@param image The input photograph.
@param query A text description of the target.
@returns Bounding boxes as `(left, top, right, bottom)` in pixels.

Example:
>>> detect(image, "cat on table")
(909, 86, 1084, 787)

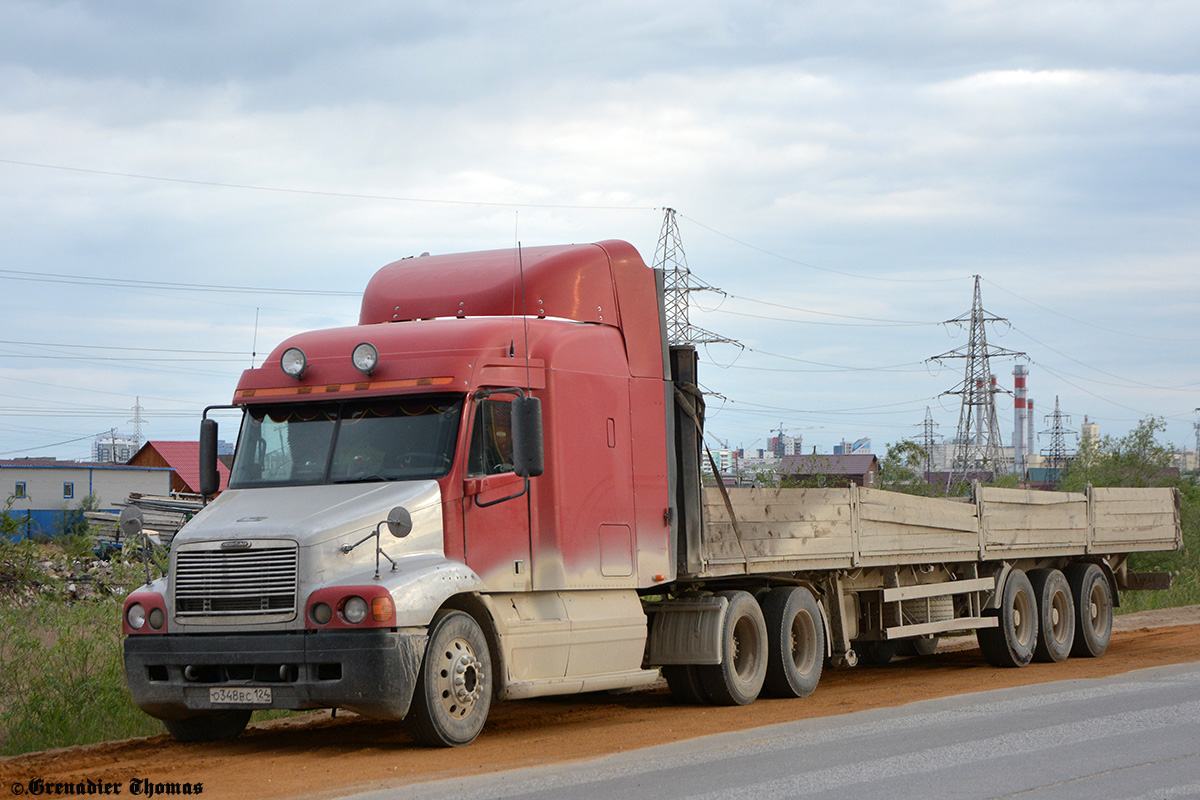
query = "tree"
(1059, 417, 1176, 491)
(877, 440, 940, 496)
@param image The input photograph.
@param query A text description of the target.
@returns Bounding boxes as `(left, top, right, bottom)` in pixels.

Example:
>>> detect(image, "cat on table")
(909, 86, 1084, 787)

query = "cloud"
(0, 0, 1197, 458)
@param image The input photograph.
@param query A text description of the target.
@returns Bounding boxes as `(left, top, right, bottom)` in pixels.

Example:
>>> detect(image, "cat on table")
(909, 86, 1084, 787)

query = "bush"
(1059, 417, 1199, 612)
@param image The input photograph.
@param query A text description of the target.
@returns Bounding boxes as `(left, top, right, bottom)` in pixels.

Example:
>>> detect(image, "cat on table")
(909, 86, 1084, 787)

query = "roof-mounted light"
(281, 347, 307, 379)
(352, 342, 378, 376)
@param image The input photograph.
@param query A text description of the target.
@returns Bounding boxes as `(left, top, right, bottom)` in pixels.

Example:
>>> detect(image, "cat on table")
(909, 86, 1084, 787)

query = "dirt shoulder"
(3, 606, 1198, 800)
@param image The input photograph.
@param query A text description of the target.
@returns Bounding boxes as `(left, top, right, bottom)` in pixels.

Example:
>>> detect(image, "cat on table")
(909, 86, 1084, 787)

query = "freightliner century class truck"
(121, 240, 1182, 746)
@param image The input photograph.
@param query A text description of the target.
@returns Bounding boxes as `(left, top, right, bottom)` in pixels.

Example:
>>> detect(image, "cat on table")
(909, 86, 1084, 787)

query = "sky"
(1, 0, 1198, 467)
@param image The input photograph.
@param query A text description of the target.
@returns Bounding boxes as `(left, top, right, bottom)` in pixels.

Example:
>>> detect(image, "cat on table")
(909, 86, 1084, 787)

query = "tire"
(898, 636, 939, 657)
(761, 587, 825, 698)
(857, 640, 900, 666)
(163, 710, 251, 742)
(696, 591, 768, 706)
(662, 665, 712, 705)
(404, 610, 493, 747)
(977, 568, 1038, 668)
(1066, 563, 1113, 658)
(1028, 568, 1075, 663)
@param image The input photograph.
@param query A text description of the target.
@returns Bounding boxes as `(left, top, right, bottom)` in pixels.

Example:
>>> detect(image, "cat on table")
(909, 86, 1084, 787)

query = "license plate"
(209, 687, 272, 705)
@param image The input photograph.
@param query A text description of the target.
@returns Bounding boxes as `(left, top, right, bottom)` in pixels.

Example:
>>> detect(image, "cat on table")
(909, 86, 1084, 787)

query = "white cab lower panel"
(482, 589, 658, 700)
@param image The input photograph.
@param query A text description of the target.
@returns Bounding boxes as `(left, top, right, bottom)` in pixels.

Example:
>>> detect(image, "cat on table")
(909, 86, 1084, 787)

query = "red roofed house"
(128, 441, 230, 495)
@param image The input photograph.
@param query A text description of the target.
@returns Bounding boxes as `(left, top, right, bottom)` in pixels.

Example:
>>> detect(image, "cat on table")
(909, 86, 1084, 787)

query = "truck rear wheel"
(1029, 568, 1075, 663)
(977, 568, 1037, 668)
(404, 610, 492, 747)
(662, 664, 712, 705)
(761, 586, 824, 698)
(697, 590, 768, 705)
(162, 710, 251, 742)
(1066, 563, 1113, 658)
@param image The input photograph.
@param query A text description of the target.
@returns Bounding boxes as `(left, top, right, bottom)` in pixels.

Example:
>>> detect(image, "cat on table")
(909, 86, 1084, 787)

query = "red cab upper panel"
(359, 240, 666, 380)
(234, 240, 667, 401)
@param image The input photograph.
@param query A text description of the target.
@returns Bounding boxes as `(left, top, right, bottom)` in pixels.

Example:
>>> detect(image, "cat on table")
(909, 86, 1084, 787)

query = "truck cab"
(123, 240, 675, 745)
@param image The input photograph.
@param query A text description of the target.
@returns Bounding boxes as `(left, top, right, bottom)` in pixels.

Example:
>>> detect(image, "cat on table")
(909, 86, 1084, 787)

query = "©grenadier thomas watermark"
(9, 779, 204, 797)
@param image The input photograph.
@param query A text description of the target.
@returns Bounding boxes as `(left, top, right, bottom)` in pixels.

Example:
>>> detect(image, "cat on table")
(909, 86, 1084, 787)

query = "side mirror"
(199, 418, 219, 498)
(385, 506, 413, 538)
(119, 506, 144, 538)
(511, 396, 544, 478)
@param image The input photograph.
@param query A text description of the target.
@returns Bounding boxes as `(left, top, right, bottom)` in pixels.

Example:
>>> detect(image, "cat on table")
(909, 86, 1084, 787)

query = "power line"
(0, 267, 361, 297)
(713, 293, 938, 326)
(0, 338, 245, 355)
(677, 212, 971, 285)
(0, 158, 655, 212)
(0, 430, 111, 457)
(983, 277, 1200, 344)
(1010, 326, 1200, 391)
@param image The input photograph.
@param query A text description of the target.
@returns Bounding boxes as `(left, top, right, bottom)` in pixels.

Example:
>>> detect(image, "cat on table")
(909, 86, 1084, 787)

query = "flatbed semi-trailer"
(120, 240, 1181, 746)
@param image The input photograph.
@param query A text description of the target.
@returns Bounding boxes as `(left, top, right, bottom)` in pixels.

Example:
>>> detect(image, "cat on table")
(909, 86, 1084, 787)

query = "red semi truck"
(121, 240, 1181, 746)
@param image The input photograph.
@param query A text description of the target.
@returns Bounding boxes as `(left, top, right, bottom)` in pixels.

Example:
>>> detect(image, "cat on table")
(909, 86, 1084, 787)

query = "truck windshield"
(228, 395, 464, 488)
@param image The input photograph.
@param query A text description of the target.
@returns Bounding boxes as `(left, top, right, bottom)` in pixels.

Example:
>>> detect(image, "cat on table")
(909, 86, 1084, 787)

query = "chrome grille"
(174, 543, 298, 617)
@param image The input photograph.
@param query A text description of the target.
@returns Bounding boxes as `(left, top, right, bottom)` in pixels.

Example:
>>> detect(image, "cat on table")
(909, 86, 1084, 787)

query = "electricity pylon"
(919, 407, 940, 477)
(654, 208, 735, 346)
(1040, 395, 1077, 478)
(929, 275, 1025, 487)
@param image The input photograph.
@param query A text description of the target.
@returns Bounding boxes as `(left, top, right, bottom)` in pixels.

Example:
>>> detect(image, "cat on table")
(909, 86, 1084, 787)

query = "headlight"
(310, 602, 333, 625)
(127, 603, 146, 630)
(148, 607, 165, 630)
(343, 596, 368, 624)
(351, 342, 378, 376)
(281, 347, 307, 379)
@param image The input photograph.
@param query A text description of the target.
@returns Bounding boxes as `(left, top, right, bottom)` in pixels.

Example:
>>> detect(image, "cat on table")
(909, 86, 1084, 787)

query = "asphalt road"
(353, 661, 1200, 800)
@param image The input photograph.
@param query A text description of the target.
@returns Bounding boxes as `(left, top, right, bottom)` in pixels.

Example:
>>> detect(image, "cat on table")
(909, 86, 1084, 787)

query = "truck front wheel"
(404, 610, 493, 747)
(163, 710, 251, 742)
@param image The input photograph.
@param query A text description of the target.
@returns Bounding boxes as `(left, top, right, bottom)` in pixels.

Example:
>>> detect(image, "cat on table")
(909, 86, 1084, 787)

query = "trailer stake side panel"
(1089, 486, 1183, 552)
(979, 487, 1089, 555)
(694, 485, 1180, 579)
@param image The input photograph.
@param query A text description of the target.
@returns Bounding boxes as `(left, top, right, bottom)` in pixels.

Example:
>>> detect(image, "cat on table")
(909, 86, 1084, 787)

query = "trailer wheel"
(899, 636, 939, 657)
(1029, 568, 1075, 663)
(761, 586, 824, 698)
(1066, 563, 1113, 658)
(697, 591, 768, 705)
(858, 640, 900, 666)
(662, 665, 712, 705)
(162, 710, 251, 742)
(977, 568, 1037, 668)
(404, 610, 492, 747)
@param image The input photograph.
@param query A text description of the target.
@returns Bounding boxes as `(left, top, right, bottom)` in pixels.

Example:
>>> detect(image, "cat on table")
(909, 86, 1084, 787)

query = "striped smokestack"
(1014, 365, 1028, 474)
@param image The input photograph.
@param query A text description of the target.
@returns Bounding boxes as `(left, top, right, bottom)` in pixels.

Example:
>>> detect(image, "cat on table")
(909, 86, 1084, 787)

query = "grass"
(0, 596, 164, 755)
(0, 537, 310, 756)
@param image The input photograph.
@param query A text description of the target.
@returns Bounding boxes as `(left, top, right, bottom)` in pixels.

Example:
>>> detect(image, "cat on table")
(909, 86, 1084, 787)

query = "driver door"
(462, 396, 532, 591)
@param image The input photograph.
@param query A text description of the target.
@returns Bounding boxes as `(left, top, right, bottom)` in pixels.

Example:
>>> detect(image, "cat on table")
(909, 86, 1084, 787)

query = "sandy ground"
(2, 606, 1198, 800)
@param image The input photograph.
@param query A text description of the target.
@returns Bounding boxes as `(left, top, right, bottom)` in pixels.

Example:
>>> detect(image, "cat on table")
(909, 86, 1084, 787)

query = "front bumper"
(124, 629, 427, 721)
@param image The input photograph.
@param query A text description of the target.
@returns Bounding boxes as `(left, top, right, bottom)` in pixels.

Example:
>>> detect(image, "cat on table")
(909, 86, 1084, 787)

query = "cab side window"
(467, 399, 514, 476)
